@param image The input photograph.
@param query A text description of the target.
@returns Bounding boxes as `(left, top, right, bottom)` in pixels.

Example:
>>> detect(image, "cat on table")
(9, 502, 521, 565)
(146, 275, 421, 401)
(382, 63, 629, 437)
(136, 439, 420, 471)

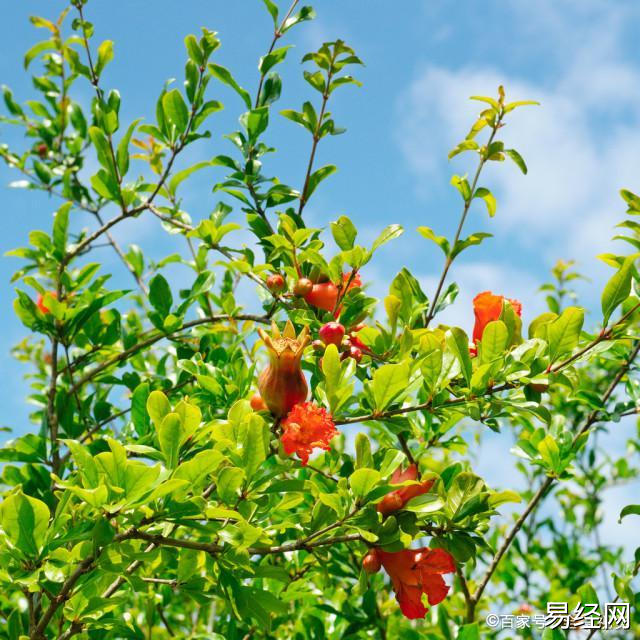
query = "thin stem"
(68, 312, 271, 396)
(254, 0, 300, 108)
(466, 340, 640, 620)
(46, 336, 60, 474)
(425, 117, 502, 326)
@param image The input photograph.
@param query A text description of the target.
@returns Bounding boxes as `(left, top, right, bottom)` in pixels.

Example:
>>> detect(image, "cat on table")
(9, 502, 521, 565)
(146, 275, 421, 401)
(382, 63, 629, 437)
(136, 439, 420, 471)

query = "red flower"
(377, 464, 435, 516)
(472, 291, 522, 344)
(375, 547, 455, 619)
(281, 402, 338, 465)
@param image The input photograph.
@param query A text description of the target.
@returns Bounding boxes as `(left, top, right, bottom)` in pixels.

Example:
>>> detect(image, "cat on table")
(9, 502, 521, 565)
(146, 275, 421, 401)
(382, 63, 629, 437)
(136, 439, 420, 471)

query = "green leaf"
(116, 118, 140, 176)
(240, 107, 269, 142)
(217, 467, 245, 504)
(88, 126, 116, 175)
(162, 89, 189, 135)
(184, 34, 204, 66)
(602, 255, 635, 325)
(209, 63, 252, 110)
(446, 327, 472, 385)
(241, 417, 269, 479)
(259, 45, 292, 75)
(131, 382, 150, 436)
(456, 623, 479, 640)
(349, 468, 381, 499)
(168, 160, 213, 195)
(505, 148, 527, 174)
(24, 40, 55, 69)
(417, 226, 449, 256)
(448, 139, 479, 160)
(355, 432, 373, 469)
(480, 320, 508, 363)
(372, 224, 404, 252)
(261, 0, 279, 24)
(0, 492, 50, 556)
(158, 412, 182, 469)
(403, 493, 445, 514)
(149, 274, 173, 318)
(304, 165, 336, 201)
(372, 362, 410, 411)
(538, 435, 561, 472)
(147, 390, 171, 428)
(619, 504, 640, 522)
(63, 440, 99, 489)
(474, 187, 497, 217)
(547, 306, 584, 362)
(331, 215, 357, 250)
(52, 202, 71, 257)
(95, 40, 114, 77)
(174, 399, 201, 443)
(447, 472, 484, 519)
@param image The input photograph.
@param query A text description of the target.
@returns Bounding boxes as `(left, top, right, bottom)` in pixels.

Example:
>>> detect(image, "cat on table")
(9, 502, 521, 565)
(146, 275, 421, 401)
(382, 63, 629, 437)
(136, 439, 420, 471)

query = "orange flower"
(375, 547, 455, 619)
(257, 320, 309, 417)
(472, 291, 522, 344)
(281, 402, 338, 465)
(377, 464, 435, 516)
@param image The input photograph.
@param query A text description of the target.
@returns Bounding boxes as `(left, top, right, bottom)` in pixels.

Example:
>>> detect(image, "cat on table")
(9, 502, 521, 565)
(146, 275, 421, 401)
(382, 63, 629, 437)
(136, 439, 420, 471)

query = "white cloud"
(395, 2, 640, 279)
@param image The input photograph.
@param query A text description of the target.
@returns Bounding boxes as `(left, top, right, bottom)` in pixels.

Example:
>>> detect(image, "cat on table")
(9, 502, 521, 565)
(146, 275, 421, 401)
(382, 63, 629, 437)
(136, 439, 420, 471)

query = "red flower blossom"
(281, 402, 338, 465)
(375, 547, 455, 619)
(377, 464, 435, 516)
(472, 291, 522, 344)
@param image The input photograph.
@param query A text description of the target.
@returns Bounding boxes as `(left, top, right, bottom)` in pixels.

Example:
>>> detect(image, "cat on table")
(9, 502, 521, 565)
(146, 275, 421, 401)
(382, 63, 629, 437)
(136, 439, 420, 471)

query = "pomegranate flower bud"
(472, 291, 522, 349)
(280, 402, 338, 465)
(362, 549, 382, 574)
(377, 464, 435, 516)
(257, 320, 310, 417)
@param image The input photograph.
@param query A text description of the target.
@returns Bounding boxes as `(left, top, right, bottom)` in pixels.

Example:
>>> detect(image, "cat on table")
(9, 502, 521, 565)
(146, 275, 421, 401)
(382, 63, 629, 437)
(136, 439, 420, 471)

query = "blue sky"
(2, 1, 640, 553)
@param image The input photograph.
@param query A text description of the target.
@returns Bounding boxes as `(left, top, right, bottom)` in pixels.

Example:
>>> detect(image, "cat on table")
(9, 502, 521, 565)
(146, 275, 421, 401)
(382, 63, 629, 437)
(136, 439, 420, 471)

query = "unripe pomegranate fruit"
(362, 550, 381, 574)
(293, 278, 313, 297)
(36, 143, 48, 159)
(348, 346, 362, 363)
(266, 274, 285, 293)
(319, 322, 345, 347)
(304, 281, 339, 312)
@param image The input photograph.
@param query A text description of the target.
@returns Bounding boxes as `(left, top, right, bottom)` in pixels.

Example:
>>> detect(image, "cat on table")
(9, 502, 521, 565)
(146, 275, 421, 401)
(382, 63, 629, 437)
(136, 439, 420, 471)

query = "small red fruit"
(36, 143, 48, 159)
(36, 292, 56, 314)
(250, 393, 267, 411)
(362, 550, 381, 574)
(304, 282, 339, 312)
(348, 346, 362, 363)
(266, 274, 285, 293)
(293, 278, 313, 297)
(319, 322, 345, 347)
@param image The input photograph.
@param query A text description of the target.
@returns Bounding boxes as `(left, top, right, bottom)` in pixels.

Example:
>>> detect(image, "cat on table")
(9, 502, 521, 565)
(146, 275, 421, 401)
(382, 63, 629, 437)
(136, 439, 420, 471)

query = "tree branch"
(466, 340, 640, 620)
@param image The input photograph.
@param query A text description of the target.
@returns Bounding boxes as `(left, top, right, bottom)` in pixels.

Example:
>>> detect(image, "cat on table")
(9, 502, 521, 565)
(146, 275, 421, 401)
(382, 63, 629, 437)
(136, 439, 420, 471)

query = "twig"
(425, 115, 502, 326)
(466, 341, 640, 621)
